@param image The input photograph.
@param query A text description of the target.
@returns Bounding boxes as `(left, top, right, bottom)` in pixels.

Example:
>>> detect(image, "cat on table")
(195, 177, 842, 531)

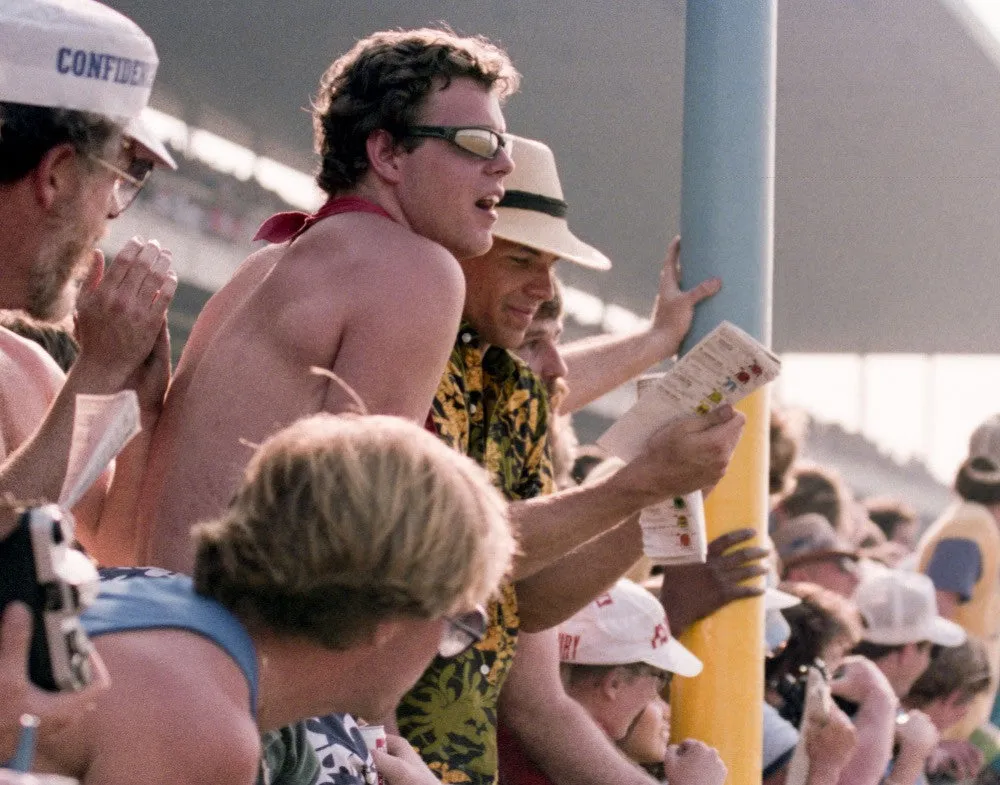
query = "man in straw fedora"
(397, 134, 745, 784)
(494, 224, 768, 784)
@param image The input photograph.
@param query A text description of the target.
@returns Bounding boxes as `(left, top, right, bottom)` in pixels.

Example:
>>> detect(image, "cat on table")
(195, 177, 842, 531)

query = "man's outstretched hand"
(658, 528, 768, 635)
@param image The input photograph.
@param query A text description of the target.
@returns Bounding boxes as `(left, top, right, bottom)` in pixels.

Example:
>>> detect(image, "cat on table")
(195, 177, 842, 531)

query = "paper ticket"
(59, 391, 141, 509)
(598, 321, 781, 462)
(638, 490, 708, 564)
(598, 323, 780, 564)
(628, 374, 704, 564)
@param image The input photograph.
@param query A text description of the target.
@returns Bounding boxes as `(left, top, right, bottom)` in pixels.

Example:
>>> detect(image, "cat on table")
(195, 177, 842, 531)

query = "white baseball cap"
(558, 579, 703, 677)
(1, 0, 158, 124)
(125, 110, 176, 169)
(855, 569, 966, 647)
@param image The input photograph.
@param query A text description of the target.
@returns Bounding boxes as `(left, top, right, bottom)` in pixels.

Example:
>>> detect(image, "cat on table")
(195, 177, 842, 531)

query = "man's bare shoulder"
(0, 326, 63, 385)
(76, 631, 260, 785)
(226, 242, 285, 289)
(287, 212, 462, 287)
(0, 327, 64, 460)
(197, 243, 285, 322)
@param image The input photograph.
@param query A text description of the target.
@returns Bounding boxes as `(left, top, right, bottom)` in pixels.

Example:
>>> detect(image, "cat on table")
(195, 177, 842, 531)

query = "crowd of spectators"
(757, 409, 1000, 785)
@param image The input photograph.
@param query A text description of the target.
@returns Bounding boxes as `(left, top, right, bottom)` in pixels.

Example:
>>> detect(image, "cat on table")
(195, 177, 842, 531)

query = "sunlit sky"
(777, 355, 1000, 486)
(962, 0, 1000, 38)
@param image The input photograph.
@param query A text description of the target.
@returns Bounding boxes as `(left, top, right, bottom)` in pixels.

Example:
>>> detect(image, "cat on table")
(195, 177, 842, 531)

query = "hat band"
(499, 190, 568, 218)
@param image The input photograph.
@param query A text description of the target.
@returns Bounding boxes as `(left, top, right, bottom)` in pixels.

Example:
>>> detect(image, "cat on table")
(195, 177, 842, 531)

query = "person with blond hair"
(22, 414, 514, 785)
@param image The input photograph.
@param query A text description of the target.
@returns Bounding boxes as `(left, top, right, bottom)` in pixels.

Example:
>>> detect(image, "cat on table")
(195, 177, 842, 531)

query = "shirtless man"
(0, 0, 177, 558)
(139, 28, 519, 571)
(21, 414, 515, 785)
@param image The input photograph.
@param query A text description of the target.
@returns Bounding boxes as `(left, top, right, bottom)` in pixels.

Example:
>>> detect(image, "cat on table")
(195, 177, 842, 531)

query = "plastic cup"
(358, 725, 386, 785)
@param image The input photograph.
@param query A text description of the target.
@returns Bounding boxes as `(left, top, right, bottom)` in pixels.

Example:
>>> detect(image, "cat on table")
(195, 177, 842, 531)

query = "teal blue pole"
(680, 0, 776, 349)
(670, 4, 777, 784)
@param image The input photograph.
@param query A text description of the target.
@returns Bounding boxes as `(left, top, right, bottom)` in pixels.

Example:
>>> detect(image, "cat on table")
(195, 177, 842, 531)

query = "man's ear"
(32, 143, 82, 210)
(366, 129, 406, 185)
(599, 667, 625, 701)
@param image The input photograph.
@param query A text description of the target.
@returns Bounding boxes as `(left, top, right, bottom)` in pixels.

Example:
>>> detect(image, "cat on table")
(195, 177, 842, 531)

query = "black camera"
(774, 661, 822, 728)
(0, 505, 97, 691)
(774, 659, 860, 728)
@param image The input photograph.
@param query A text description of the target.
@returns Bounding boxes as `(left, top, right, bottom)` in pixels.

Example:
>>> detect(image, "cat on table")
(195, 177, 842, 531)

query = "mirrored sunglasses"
(405, 125, 513, 160)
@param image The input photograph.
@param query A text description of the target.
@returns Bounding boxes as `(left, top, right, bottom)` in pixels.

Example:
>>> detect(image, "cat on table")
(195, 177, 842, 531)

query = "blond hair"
(193, 414, 514, 649)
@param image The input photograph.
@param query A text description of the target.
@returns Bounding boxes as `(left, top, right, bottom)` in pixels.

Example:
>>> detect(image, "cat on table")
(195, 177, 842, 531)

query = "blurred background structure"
(104, 0, 1000, 516)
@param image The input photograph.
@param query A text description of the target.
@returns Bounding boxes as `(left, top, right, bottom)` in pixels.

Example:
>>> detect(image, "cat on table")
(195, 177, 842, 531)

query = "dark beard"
(26, 205, 93, 320)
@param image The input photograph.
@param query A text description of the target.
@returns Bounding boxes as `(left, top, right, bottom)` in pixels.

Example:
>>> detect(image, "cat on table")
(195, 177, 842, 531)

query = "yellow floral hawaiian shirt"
(397, 323, 554, 785)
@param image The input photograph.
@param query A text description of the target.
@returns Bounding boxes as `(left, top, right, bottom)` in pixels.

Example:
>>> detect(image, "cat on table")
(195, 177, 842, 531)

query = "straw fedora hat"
(493, 135, 611, 270)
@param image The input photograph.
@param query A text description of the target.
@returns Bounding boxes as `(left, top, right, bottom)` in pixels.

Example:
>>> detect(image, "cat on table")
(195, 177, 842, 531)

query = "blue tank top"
(81, 571, 259, 715)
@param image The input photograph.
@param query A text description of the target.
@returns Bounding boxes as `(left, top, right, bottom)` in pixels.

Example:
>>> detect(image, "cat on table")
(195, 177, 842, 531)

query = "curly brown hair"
(312, 27, 519, 196)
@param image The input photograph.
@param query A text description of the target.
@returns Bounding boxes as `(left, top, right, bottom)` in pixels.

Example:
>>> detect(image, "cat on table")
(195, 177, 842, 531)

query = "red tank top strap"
(253, 196, 396, 244)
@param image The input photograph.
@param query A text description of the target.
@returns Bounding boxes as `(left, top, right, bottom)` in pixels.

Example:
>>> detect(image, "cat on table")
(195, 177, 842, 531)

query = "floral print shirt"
(397, 324, 554, 784)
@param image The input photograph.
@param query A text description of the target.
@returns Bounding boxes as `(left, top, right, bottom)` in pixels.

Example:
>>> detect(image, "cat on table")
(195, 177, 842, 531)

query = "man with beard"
(0, 0, 177, 557)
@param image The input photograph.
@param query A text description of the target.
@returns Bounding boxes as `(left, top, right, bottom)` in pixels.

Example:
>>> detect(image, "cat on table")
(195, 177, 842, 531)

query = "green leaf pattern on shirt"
(397, 325, 553, 785)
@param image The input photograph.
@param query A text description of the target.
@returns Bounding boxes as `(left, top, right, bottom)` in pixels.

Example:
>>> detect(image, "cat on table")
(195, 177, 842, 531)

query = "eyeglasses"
(439, 606, 489, 658)
(633, 664, 672, 692)
(404, 125, 514, 160)
(87, 144, 154, 218)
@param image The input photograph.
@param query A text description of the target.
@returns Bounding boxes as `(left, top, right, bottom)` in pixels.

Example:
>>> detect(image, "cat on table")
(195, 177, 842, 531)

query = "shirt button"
(480, 664, 490, 676)
(461, 332, 472, 344)
(468, 403, 477, 414)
